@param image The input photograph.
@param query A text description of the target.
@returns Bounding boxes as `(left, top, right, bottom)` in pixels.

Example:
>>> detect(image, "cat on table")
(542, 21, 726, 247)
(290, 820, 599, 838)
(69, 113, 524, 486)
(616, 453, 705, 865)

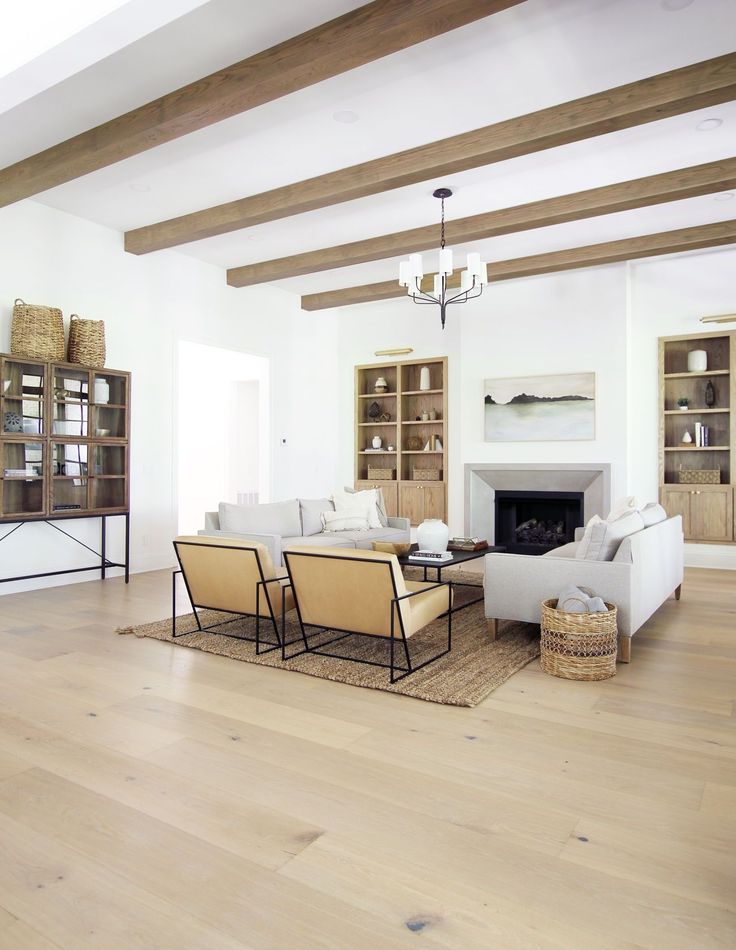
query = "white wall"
(335, 254, 736, 569)
(2, 198, 734, 595)
(337, 265, 629, 535)
(628, 247, 736, 569)
(0, 200, 339, 593)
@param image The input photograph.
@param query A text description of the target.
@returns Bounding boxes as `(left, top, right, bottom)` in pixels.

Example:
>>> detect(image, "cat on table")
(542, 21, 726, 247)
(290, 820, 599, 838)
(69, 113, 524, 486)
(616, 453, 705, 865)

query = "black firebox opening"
(494, 490, 584, 555)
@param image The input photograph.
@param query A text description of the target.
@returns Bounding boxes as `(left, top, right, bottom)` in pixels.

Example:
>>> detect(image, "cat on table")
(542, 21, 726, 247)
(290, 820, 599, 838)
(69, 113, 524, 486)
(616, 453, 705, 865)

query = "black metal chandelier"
(398, 188, 487, 328)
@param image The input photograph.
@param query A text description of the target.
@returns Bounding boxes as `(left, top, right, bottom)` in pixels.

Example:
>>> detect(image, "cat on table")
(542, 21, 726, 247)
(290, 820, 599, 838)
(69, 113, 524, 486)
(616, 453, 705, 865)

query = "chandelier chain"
(440, 197, 446, 249)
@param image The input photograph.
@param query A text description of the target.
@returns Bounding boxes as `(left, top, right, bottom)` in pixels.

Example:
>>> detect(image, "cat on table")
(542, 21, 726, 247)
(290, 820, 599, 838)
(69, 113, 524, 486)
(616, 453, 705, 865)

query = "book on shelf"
(694, 423, 710, 447)
(408, 550, 453, 562)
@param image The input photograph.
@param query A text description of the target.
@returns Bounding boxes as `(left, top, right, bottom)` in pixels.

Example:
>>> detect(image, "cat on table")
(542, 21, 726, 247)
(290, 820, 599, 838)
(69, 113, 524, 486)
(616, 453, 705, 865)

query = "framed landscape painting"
(484, 372, 595, 441)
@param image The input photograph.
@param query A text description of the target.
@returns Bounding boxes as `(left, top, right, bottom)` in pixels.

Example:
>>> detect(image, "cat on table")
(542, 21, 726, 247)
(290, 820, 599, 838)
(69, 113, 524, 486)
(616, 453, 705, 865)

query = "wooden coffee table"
(397, 544, 506, 612)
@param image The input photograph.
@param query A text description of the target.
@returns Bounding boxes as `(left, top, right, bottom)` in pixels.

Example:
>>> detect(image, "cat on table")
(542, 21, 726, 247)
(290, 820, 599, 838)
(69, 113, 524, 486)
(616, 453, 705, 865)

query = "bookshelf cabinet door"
(690, 487, 733, 542)
(422, 483, 445, 521)
(660, 487, 691, 537)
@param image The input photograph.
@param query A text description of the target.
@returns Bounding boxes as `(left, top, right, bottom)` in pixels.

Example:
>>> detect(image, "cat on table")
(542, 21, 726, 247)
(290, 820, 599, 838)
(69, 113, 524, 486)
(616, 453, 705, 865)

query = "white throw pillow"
(344, 485, 389, 527)
(321, 508, 370, 532)
(575, 510, 645, 561)
(333, 489, 382, 528)
(639, 502, 667, 527)
(606, 496, 638, 522)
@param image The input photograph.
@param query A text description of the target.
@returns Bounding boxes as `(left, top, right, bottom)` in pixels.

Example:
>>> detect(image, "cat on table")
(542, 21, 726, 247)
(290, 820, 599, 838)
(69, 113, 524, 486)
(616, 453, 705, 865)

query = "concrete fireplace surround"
(464, 463, 611, 545)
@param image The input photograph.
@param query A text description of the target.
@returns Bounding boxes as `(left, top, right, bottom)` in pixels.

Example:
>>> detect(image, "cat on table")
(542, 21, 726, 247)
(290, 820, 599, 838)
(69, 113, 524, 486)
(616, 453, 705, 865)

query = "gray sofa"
(199, 497, 410, 565)
(484, 515, 684, 661)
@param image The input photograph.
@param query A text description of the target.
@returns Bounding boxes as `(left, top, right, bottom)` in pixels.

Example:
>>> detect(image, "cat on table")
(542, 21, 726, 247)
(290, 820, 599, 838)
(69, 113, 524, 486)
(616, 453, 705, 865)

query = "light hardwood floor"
(0, 566, 734, 949)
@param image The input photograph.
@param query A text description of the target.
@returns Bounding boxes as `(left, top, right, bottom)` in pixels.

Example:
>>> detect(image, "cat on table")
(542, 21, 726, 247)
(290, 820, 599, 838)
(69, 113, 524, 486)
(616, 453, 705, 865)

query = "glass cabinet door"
(89, 443, 127, 510)
(92, 371, 128, 439)
(1, 358, 45, 436)
(52, 367, 90, 438)
(50, 442, 89, 513)
(0, 441, 45, 517)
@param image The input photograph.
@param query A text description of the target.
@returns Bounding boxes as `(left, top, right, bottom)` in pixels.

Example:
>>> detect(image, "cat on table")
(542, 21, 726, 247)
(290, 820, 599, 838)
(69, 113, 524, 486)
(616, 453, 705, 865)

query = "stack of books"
(408, 550, 453, 563)
(4, 468, 33, 477)
(694, 422, 711, 447)
(448, 537, 489, 551)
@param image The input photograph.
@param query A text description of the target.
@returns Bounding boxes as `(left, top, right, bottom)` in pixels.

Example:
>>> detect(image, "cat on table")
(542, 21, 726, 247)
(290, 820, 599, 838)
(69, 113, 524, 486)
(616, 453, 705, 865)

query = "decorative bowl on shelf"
(372, 541, 412, 557)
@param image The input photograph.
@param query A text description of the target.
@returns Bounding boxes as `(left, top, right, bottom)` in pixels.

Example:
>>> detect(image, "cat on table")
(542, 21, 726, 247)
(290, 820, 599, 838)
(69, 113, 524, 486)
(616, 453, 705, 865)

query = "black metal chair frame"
(172, 539, 289, 655)
(282, 549, 452, 683)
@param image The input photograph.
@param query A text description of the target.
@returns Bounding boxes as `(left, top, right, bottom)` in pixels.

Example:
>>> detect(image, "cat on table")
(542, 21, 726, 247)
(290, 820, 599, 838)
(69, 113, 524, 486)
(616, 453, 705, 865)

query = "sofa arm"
(387, 516, 410, 536)
(484, 552, 634, 635)
(197, 529, 283, 565)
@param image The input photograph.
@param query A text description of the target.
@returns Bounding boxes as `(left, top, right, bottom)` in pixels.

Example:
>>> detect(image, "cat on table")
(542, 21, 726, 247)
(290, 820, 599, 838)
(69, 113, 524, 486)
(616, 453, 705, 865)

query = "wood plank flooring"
(0, 566, 734, 949)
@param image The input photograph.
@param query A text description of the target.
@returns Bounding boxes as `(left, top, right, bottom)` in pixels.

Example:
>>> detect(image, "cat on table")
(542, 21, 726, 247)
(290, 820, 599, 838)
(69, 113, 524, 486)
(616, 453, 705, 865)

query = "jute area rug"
(118, 571, 540, 707)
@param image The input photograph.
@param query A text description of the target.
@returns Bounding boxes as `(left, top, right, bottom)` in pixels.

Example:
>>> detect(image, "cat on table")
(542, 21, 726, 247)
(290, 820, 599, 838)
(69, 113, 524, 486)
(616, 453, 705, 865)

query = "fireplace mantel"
(464, 463, 611, 544)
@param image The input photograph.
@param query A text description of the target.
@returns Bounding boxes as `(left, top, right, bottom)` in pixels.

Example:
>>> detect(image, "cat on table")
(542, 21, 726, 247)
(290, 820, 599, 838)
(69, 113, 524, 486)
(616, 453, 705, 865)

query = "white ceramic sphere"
(687, 349, 707, 373)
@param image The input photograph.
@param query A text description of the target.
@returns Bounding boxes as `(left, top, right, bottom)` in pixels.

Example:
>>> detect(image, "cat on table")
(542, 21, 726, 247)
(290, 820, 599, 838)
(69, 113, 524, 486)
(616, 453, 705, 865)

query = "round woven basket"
(67, 314, 106, 368)
(10, 298, 65, 360)
(540, 598, 617, 681)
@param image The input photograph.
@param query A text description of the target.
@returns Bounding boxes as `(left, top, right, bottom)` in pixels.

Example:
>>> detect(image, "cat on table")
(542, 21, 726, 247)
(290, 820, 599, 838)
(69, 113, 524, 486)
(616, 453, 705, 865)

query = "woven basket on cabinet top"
(67, 314, 106, 368)
(10, 298, 65, 360)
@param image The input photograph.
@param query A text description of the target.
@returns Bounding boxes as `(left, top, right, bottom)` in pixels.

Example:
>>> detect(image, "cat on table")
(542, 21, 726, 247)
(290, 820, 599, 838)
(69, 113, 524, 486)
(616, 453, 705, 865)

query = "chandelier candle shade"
(398, 188, 488, 328)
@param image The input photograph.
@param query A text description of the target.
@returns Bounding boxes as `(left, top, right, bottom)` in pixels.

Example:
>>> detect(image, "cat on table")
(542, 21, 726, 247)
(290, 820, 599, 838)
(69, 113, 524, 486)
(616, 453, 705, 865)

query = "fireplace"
(494, 490, 584, 555)
(465, 463, 610, 546)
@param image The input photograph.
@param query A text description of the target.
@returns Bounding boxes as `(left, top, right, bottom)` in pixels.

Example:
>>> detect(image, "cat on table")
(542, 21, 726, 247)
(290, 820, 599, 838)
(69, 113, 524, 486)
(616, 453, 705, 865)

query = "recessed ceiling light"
(129, 182, 151, 192)
(713, 192, 735, 201)
(333, 110, 359, 124)
(661, 0, 694, 10)
(696, 117, 723, 131)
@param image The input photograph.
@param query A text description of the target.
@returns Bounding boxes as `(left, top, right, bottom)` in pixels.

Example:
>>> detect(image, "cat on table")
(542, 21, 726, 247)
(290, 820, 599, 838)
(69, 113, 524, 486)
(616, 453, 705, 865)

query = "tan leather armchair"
(173, 535, 294, 653)
(283, 546, 452, 682)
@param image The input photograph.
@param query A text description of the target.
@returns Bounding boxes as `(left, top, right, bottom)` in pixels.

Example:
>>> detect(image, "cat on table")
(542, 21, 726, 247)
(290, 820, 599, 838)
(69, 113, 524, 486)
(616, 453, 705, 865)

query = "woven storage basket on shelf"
(10, 298, 65, 360)
(412, 468, 441, 480)
(676, 469, 720, 485)
(367, 466, 395, 480)
(67, 314, 106, 368)
(540, 598, 617, 681)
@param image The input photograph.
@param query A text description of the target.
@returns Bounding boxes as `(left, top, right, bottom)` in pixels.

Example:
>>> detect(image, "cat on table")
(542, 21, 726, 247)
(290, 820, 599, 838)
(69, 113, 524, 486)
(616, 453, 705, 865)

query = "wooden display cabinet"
(1, 355, 131, 521)
(658, 331, 735, 543)
(355, 356, 447, 525)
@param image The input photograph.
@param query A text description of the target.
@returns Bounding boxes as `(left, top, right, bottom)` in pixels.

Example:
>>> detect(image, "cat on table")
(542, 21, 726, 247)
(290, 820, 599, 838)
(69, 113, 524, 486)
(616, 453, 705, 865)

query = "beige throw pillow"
(575, 510, 645, 561)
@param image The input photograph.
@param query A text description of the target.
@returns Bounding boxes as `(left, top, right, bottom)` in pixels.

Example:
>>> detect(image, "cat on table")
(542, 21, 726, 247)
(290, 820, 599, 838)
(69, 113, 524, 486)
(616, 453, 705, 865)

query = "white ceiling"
(4, 0, 736, 298)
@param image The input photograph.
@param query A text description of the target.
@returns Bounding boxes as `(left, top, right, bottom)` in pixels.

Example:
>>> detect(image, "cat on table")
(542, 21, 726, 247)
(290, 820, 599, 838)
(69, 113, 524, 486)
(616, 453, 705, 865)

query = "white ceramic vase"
(372, 435, 382, 449)
(687, 349, 707, 373)
(416, 518, 449, 553)
(419, 366, 431, 391)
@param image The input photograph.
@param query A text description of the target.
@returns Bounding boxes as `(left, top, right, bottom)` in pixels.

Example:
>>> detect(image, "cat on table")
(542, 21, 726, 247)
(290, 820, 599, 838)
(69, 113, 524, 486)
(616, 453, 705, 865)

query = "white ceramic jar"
(416, 518, 449, 553)
(372, 435, 382, 449)
(687, 349, 707, 373)
(94, 378, 110, 404)
(419, 366, 431, 391)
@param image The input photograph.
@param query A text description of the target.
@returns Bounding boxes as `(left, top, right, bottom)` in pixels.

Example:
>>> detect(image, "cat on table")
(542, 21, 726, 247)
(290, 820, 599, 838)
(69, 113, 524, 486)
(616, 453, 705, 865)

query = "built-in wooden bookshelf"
(658, 331, 735, 543)
(355, 356, 447, 525)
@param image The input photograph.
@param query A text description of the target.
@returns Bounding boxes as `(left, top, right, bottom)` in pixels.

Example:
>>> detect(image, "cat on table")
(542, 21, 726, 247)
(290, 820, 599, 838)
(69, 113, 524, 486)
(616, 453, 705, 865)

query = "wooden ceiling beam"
(300, 219, 736, 310)
(129, 53, 736, 255)
(227, 158, 736, 286)
(0, 0, 522, 208)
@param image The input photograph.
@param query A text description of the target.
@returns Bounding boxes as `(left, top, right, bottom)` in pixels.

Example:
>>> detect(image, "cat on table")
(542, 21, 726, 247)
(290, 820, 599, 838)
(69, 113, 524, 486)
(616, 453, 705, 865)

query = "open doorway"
(177, 341, 270, 535)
